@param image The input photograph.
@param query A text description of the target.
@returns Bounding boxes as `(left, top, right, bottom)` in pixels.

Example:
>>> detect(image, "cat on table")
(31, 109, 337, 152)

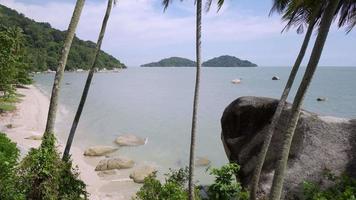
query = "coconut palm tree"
(63, 0, 115, 160)
(162, 0, 202, 199)
(44, 0, 85, 136)
(269, 0, 341, 199)
(249, 1, 323, 199)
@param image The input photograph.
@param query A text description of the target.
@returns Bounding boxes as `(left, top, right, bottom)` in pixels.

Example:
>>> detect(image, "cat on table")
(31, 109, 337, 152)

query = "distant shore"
(0, 85, 138, 200)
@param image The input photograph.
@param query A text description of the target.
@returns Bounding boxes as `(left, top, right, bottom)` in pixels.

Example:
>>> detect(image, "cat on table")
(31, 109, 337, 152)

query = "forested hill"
(141, 55, 257, 67)
(0, 4, 126, 71)
(141, 57, 196, 67)
(203, 55, 257, 67)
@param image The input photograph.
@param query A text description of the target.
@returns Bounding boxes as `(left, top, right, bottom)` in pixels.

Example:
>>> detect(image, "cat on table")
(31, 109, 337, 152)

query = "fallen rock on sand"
(196, 157, 211, 167)
(129, 166, 156, 183)
(115, 134, 146, 146)
(24, 135, 42, 140)
(95, 157, 135, 171)
(97, 170, 117, 177)
(84, 146, 118, 156)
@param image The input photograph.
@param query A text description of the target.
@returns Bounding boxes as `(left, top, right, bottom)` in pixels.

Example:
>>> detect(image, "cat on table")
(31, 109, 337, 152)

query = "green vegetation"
(303, 172, 356, 200)
(141, 57, 196, 67)
(0, 94, 22, 113)
(135, 164, 249, 200)
(140, 55, 257, 67)
(0, 133, 23, 200)
(0, 25, 32, 98)
(207, 163, 249, 200)
(0, 133, 87, 200)
(202, 55, 257, 67)
(0, 4, 126, 72)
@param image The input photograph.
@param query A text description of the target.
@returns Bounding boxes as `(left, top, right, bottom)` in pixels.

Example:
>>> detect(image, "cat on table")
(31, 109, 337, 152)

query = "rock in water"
(317, 97, 327, 102)
(130, 166, 156, 183)
(115, 134, 146, 146)
(272, 76, 280, 80)
(221, 96, 356, 198)
(84, 146, 118, 156)
(196, 157, 211, 167)
(231, 79, 241, 84)
(95, 157, 135, 171)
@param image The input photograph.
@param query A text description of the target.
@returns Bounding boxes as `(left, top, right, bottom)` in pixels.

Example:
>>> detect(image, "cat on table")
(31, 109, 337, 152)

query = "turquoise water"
(34, 67, 356, 183)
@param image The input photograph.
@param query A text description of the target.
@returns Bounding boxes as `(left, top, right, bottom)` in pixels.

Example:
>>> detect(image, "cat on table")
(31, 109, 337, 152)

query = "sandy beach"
(0, 85, 139, 200)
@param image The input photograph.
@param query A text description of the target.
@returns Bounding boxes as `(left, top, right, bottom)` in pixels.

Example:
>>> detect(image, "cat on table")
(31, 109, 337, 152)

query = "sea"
(34, 66, 356, 183)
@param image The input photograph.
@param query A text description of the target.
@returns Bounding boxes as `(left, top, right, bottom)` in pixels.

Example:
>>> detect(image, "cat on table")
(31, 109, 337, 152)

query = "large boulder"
(95, 157, 135, 171)
(221, 96, 356, 199)
(115, 134, 146, 146)
(83, 146, 118, 156)
(130, 166, 156, 183)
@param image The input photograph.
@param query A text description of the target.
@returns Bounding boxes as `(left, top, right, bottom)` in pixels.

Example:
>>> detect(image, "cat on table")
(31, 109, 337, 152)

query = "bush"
(136, 164, 249, 200)
(0, 133, 24, 200)
(207, 163, 249, 200)
(18, 133, 87, 200)
(135, 168, 192, 200)
(303, 171, 356, 200)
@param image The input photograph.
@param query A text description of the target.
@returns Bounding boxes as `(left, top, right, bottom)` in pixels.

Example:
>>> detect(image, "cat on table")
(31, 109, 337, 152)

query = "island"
(202, 55, 257, 67)
(141, 57, 196, 67)
(0, 5, 126, 72)
(141, 55, 257, 67)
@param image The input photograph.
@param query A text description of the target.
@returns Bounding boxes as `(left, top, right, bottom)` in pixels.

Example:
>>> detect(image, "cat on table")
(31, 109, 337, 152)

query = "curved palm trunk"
(44, 0, 85, 135)
(269, 1, 340, 199)
(188, 0, 202, 199)
(249, 16, 317, 200)
(63, 0, 113, 160)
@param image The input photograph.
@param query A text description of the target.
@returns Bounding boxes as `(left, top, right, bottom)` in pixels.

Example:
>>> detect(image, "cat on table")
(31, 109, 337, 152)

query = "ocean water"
(34, 67, 356, 183)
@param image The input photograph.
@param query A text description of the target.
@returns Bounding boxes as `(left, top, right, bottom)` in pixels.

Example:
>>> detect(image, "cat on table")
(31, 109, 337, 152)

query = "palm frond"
(337, 0, 356, 33)
(162, 0, 185, 11)
(205, 0, 225, 12)
(162, 0, 171, 11)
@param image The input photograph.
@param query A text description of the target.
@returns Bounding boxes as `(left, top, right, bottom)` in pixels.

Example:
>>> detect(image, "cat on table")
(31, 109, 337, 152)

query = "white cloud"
(0, 0, 295, 66)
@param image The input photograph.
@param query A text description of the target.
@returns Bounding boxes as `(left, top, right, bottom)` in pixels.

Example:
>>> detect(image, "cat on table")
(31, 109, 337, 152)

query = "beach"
(0, 85, 139, 200)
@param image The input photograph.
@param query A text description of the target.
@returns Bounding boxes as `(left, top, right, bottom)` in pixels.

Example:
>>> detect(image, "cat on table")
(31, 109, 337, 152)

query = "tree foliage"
(0, 26, 31, 97)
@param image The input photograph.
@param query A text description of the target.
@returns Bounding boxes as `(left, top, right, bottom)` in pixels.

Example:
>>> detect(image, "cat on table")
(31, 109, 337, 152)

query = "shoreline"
(0, 85, 139, 200)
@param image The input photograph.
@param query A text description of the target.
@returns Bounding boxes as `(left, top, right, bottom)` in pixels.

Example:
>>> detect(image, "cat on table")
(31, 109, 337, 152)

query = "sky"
(1, 0, 355, 67)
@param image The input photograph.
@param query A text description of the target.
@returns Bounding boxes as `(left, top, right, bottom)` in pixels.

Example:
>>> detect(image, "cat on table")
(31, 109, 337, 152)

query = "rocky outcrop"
(221, 96, 356, 199)
(83, 146, 118, 156)
(115, 134, 146, 146)
(95, 157, 135, 171)
(130, 166, 156, 183)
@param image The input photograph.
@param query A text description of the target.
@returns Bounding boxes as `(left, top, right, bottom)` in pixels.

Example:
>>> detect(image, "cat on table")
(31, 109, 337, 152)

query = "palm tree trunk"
(63, 0, 113, 160)
(44, 0, 85, 135)
(269, 1, 340, 199)
(249, 16, 317, 200)
(188, 0, 202, 199)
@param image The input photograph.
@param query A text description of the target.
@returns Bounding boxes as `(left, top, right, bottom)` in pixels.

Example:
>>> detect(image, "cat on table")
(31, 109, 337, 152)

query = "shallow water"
(34, 66, 356, 183)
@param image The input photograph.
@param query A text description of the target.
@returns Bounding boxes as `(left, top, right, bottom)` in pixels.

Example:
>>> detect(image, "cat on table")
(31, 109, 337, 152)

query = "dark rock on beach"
(221, 96, 356, 198)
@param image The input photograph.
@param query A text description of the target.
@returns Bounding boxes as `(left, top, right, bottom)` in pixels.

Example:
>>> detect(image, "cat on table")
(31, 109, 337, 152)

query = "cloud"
(0, 0, 285, 65)
(2, 0, 354, 66)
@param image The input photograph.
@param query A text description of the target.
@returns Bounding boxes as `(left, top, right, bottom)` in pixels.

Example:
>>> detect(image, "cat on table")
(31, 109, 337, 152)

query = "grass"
(0, 103, 16, 113)
(0, 94, 21, 113)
